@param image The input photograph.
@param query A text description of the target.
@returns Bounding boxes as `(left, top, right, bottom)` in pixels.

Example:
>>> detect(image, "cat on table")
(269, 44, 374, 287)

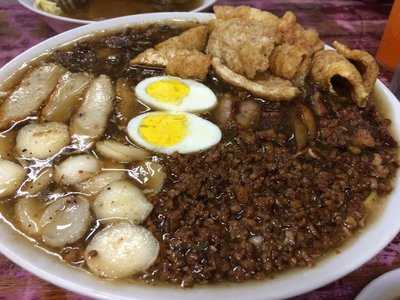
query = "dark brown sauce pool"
(0, 21, 398, 288)
(63, 0, 203, 21)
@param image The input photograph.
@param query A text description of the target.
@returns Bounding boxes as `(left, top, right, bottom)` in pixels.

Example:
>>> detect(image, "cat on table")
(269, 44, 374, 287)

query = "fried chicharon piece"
(213, 5, 280, 27)
(333, 41, 379, 94)
(207, 18, 278, 79)
(131, 48, 168, 66)
(311, 50, 369, 107)
(269, 44, 309, 80)
(212, 57, 300, 101)
(155, 25, 209, 51)
(131, 48, 211, 81)
(131, 26, 211, 80)
(166, 49, 211, 80)
(278, 11, 324, 55)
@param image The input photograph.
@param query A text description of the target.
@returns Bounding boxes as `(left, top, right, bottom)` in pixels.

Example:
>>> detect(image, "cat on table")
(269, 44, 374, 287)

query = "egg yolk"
(146, 79, 190, 104)
(139, 113, 188, 147)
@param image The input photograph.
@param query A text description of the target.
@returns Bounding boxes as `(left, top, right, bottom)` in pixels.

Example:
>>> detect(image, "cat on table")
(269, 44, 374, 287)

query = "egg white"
(127, 112, 222, 155)
(135, 76, 217, 113)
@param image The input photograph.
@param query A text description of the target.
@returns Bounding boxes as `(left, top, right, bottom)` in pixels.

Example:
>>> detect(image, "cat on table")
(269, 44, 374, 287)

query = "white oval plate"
(1, 12, 400, 300)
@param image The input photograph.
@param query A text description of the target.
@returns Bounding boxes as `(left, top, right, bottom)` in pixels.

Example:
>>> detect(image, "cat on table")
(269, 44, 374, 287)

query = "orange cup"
(376, 0, 400, 71)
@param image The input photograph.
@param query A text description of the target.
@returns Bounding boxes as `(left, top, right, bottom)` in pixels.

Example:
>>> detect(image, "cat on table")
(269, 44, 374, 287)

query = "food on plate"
(16, 122, 70, 159)
(41, 72, 91, 123)
(128, 161, 166, 194)
(269, 43, 310, 84)
(0, 160, 26, 198)
(278, 11, 324, 55)
(0, 64, 65, 129)
(70, 75, 114, 149)
(95, 140, 150, 163)
(207, 16, 277, 79)
(0, 5, 398, 288)
(93, 180, 153, 223)
(20, 167, 54, 196)
(333, 41, 379, 94)
(213, 5, 279, 25)
(131, 26, 211, 81)
(39, 196, 91, 248)
(74, 169, 126, 196)
(84, 222, 159, 279)
(135, 76, 217, 112)
(155, 25, 209, 51)
(127, 112, 222, 154)
(54, 154, 100, 185)
(211, 57, 300, 101)
(0, 130, 16, 160)
(311, 50, 369, 107)
(15, 196, 46, 237)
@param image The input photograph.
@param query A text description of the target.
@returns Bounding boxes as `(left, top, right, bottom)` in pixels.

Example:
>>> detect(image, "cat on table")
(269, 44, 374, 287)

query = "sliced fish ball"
(0, 130, 16, 160)
(130, 161, 166, 194)
(0, 64, 65, 129)
(75, 170, 126, 196)
(0, 159, 26, 198)
(96, 140, 150, 163)
(41, 72, 91, 123)
(55, 154, 100, 186)
(39, 196, 91, 248)
(93, 180, 153, 223)
(20, 167, 53, 196)
(16, 122, 70, 159)
(70, 75, 114, 149)
(85, 222, 159, 279)
(15, 197, 46, 236)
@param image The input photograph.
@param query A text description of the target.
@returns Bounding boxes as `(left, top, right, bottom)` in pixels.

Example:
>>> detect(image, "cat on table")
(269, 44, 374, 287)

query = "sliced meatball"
(16, 122, 70, 160)
(55, 154, 100, 186)
(0, 64, 65, 129)
(84, 222, 159, 279)
(0, 159, 26, 198)
(96, 140, 149, 163)
(70, 75, 114, 149)
(93, 180, 153, 223)
(39, 196, 91, 248)
(15, 197, 46, 236)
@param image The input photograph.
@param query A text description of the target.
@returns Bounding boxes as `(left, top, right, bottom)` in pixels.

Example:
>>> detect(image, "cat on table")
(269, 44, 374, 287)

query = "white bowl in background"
(1, 12, 400, 300)
(17, 0, 217, 32)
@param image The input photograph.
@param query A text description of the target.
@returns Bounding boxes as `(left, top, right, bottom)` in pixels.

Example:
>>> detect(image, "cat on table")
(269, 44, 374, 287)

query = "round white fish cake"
(93, 180, 153, 224)
(135, 76, 217, 112)
(127, 111, 222, 155)
(84, 222, 159, 279)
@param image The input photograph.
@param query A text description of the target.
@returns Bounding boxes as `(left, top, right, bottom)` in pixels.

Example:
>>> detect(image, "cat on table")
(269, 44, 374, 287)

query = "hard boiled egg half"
(135, 76, 217, 112)
(127, 112, 221, 155)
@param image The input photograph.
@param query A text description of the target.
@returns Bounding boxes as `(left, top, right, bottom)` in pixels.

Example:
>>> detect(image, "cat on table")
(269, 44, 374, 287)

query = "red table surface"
(0, 0, 398, 299)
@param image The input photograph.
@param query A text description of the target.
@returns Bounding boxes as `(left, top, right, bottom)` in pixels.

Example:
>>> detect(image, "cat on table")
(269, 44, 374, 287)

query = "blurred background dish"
(18, 0, 217, 32)
(355, 269, 400, 300)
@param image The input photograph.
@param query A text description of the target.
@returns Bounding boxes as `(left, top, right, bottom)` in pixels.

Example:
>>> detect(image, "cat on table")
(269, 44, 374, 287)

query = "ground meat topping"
(141, 94, 398, 286)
